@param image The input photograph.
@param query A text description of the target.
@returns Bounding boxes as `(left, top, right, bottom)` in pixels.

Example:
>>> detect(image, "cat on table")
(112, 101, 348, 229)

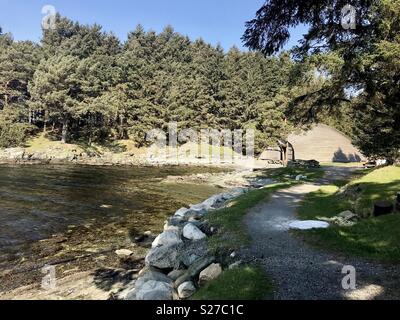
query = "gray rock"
(199, 263, 222, 286)
(189, 194, 224, 212)
(338, 210, 359, 221)
(165, 216, 185, 228)
(118, 280, 137, 300)
(175, 207, 190, 217)
(177, 281, 196, 299)
(175, 256, 215, 287)
(183, 223, 206, 241)
(185, 209, 207, 220)
(145, 244, 180, 269)
(115, 249, 133, 258)
(178, 239, 209, 267)
(135, 270, 172, 290)
(152, 229, 182, 248)
(135, 280, 175, 300)
(168, 270, 186, 281)
(228, 187, 248, 197)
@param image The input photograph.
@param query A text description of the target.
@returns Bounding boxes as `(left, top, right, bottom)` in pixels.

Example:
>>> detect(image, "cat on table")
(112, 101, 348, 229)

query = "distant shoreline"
(0, 146, 276, 170)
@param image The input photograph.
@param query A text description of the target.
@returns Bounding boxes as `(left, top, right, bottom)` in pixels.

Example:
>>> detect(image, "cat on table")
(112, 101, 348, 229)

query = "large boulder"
(135, 280, 175, 300)
(145, 244, 180, 269)
(177, 239, 209, 268)
(177, 281, 196, 299)
(199, 263, 222, 286)
(183, 223, 206, 241)
(189, 194, 226, 212)
(152, 229, 182, 248)
(135, 270, 173, 289)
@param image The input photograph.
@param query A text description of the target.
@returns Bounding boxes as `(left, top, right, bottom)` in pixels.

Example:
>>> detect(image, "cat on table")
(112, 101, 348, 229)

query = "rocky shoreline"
(0, 146, 276, 169)
(116, 174, 274, 300)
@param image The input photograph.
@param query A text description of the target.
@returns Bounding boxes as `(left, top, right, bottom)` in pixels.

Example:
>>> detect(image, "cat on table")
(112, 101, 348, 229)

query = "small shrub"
(0, 121, 36, 148)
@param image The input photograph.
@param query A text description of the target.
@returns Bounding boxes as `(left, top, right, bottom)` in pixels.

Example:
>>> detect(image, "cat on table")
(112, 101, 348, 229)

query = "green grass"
(207, 182, 295, 253)
(192, 265, 274, 300)
(296, 166, 400, 263)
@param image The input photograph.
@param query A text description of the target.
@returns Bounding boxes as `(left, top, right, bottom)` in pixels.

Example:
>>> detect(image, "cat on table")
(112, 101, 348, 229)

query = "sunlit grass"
(192, 265, 273, 300)
(297, 166, 400, 263)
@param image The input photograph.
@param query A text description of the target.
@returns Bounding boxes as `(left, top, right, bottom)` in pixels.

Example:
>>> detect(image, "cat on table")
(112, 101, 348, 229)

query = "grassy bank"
(193, 265, 273, 300)
(296, 166, 400, 263)
(207, 182, 294, 253)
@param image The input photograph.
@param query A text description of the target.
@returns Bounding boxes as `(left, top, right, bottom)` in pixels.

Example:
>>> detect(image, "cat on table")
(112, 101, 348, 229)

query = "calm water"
(0, 165, 224, 249)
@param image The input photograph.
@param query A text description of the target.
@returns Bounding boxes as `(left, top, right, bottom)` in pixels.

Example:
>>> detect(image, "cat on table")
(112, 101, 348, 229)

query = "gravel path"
(244, 167, 400, 300)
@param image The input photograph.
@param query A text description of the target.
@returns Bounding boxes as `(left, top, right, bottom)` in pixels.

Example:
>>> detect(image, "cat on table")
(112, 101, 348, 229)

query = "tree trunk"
(43, 110, 48, 133)
(61, 119, 69, 144)
(282, 145, 288, 167)
(119, 115, 127, 139)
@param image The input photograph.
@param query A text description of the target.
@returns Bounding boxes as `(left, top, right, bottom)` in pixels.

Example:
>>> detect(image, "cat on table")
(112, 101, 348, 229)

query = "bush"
(0, 121, 35, 148)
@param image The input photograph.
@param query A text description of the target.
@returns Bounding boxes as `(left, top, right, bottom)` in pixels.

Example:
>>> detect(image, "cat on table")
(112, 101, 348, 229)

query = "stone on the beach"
(175, 256, 216, 287)
(175, 207, 190, 217)
(228, 188, 247, 198)
(183, 223, 206, 241)
(177, 281, 196, 299)
(178, 239, 209, 267)
(186, 209, 207, 220)
(135, 270, 173, 290)
(118, 281, 137, 300)
(168, 270, 186, 281)
(165, 216, 185, 229)
(115, 249, 133, 258)
(199, 263, 222, 286)
(145, 244, 180, 269)
(190, 203, 208, 212)
(152, 229, 182, 248)
(135, 280, 175, 300)
(288, 220, 329, 230)
(201, 195, 223, 209)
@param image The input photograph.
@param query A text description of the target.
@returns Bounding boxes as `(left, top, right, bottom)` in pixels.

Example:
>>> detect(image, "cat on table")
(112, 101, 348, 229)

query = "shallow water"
(0, 165, 224, 246)
(0, 165, 226, 294)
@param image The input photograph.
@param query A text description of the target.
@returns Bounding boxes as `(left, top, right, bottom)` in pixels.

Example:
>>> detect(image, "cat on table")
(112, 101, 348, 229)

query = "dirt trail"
(244, 167, 400, 300)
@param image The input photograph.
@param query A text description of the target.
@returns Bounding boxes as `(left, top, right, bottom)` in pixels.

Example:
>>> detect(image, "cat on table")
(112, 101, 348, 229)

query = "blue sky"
(0, 0, 307, 51)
